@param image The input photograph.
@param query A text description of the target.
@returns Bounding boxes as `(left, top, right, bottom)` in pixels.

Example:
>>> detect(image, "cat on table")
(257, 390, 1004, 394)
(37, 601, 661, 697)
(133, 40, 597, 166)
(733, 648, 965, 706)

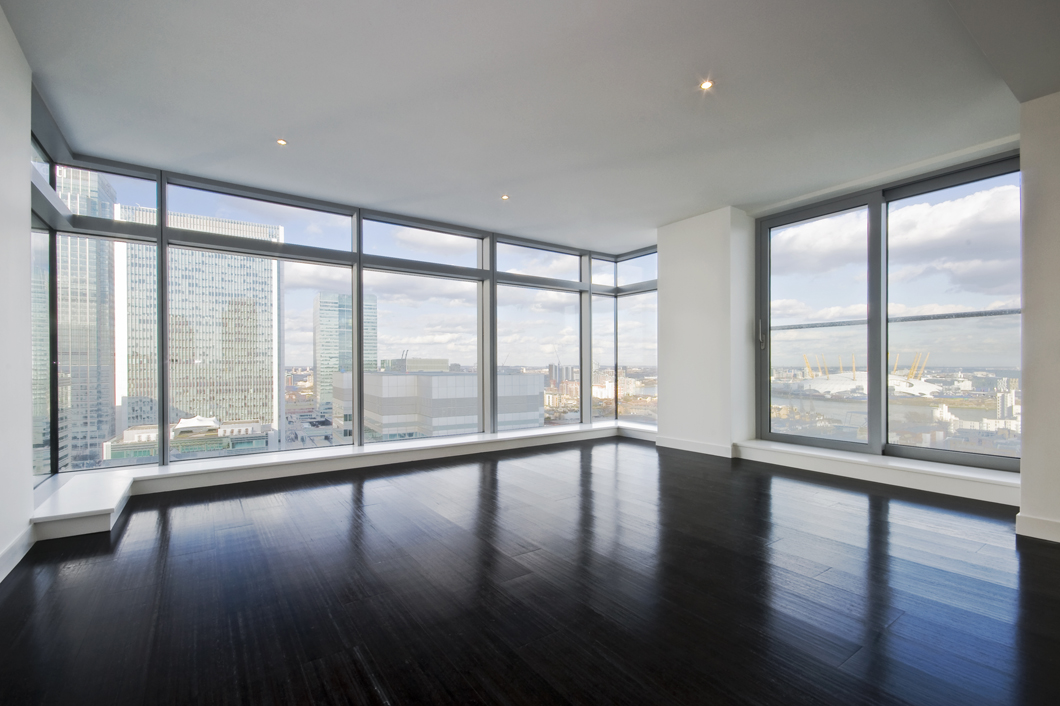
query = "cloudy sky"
(770, 172, 1021, 369)
(282, 261, 352, 367)
(363, 220, 478, 267)
(167, 185, 353, 250)
(365, 270, 480, 367)
(102, 177, 658, 372)
(497, 285, 580, 369)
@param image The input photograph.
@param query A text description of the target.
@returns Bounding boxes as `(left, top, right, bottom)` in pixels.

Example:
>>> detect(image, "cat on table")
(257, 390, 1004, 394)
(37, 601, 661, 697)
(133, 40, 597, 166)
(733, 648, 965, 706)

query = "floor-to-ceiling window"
(758, 156, 1020, 470)
(29, 132, 657, 478)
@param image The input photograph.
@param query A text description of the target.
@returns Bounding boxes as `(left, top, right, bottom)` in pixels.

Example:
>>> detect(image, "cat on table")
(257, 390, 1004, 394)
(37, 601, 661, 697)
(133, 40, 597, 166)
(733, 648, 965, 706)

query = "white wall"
(657, 206, 755, 456)
(1017, 89, 1060, 542)
(0, 5, 34, 581)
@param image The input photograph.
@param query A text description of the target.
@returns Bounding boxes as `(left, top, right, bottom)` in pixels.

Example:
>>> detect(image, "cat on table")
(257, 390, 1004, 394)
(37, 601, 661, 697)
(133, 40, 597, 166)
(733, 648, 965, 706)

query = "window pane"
(363, 271, 479, 442)
(31, 231, 51, 475)
(496, 286, 581, 430)
(56, 166, 157, 225)
(769, 207, 867, 442)
(167, 185, 353, 251)
(363, 219, 478, 267)
(282, 261, 353, 449)
(167, 248, 276, 461)
(617, 291, 657, 425)
(496, 242, 580, 281)
(31, 141, 49, 180)
(58, 234, 158, 470)
(592, 259, 615, 286)
(887, 172, 1021, 458)
(617, 253, 658, 285)
(592, 295, 616, 420)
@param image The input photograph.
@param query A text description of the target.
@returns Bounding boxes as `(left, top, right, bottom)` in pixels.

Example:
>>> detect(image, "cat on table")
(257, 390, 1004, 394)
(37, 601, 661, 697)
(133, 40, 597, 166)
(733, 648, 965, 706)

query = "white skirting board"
(655, 436, 734, 458)
(1016, 513, 1060, 543)
(0, 525, 33, 585)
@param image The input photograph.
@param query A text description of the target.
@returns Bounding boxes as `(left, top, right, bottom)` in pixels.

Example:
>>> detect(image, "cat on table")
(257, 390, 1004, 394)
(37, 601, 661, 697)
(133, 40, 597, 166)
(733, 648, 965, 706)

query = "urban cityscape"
(32, 166, 658, 473)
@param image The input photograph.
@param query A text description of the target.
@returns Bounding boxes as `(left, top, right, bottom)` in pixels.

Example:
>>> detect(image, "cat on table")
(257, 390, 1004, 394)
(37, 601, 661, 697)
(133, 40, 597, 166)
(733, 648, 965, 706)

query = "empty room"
(1, 1, 1059, 704)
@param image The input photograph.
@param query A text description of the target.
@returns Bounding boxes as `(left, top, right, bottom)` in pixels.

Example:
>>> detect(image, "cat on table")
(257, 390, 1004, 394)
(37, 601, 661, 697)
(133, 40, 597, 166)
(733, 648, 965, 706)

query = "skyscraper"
(313, 292, 353, 413)
(363, 292, 378, 372)
(30, 231, 51, 475)
(56, 233, 116, 470)
(56, 167, 280, 465)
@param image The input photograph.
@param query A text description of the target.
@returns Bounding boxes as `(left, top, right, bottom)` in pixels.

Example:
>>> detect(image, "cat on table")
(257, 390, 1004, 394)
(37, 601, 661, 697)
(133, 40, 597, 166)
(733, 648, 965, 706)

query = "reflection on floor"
(0, 438, 1056, 704)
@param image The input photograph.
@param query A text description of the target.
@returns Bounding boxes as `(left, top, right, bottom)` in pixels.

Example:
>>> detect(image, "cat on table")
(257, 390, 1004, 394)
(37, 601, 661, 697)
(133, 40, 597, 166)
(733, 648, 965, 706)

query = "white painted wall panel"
(0, 4, 34, 581)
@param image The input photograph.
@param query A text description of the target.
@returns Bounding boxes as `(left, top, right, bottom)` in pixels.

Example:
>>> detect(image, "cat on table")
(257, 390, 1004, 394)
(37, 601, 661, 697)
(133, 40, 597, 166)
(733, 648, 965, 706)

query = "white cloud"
(887, 302, 972, 316)
(391, 226, 477, 257)
(771, 185, 1021, 300)
(771, 299, 865, 322)
(769, 208, 867, 277)
(281, 261, 351, 293)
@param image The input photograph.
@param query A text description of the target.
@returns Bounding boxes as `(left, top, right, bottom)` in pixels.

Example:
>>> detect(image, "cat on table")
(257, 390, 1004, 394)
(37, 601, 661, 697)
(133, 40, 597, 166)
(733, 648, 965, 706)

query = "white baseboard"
(617, 426, 657, 442)
(656, 436, 733, 458)
(0, 525, 34, 585)
(1016, 512, 1060, 543)
(736, 439, 1019, 506)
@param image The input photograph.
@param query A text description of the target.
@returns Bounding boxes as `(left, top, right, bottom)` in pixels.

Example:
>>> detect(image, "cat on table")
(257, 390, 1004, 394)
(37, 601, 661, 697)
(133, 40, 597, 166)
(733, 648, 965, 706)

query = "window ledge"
(31, 421, 656, 540)
(734, 439, 1019, 506)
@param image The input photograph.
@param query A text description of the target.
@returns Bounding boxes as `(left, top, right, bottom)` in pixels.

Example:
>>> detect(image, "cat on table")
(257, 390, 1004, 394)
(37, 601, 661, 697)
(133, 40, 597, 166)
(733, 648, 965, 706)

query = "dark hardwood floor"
(1, 438, 1058, 705)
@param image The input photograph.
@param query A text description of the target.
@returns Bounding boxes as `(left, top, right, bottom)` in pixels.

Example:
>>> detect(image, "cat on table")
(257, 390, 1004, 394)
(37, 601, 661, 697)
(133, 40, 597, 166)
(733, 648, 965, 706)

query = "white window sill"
(32, 421, 657, 537)
(734, 438, 1019, 506)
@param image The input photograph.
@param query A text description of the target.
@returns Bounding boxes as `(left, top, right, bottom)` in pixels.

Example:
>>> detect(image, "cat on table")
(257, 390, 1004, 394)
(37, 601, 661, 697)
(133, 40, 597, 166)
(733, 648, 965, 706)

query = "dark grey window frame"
(756, 153, 1022, 472)
(29, 85, 657, 476)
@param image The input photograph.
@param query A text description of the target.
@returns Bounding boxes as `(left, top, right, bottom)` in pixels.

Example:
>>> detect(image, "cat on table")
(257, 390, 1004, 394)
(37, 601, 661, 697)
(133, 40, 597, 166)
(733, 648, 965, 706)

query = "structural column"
(0, 5, 34, 580)
(1017, 90, 1060, 542)
(656, 206, 754, 457)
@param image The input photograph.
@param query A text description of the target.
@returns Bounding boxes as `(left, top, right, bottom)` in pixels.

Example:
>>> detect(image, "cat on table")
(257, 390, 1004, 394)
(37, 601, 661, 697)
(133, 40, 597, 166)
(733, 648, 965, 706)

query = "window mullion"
(867, 192, 886, 454)
(158, 173, 170, 465)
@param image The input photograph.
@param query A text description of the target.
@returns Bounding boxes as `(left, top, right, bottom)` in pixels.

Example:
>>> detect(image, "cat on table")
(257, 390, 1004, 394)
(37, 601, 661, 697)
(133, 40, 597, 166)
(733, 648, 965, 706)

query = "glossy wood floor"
(1, 439, 1058, 705)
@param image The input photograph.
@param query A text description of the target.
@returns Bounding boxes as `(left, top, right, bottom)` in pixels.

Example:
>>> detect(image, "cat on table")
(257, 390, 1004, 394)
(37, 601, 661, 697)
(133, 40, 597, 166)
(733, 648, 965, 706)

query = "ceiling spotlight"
(276, 138, 287, 146)
(700, 80, 713, 90)
(501, 194, 509, 200)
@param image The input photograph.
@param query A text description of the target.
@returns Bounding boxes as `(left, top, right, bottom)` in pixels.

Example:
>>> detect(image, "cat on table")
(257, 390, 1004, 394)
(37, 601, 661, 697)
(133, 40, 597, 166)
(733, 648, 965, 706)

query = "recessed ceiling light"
(276, 138, 287, 146)
(700, 80, 713, 90)
(501, 194, 509, 200)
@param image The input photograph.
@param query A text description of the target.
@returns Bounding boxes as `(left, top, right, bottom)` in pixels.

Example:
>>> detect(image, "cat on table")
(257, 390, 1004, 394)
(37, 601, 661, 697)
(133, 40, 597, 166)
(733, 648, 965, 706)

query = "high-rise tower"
(313, 292, 353, 413)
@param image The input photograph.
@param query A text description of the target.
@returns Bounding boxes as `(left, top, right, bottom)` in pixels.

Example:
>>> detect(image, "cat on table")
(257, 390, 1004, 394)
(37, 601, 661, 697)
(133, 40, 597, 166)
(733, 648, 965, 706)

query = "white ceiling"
(1, 0, 1020, 253)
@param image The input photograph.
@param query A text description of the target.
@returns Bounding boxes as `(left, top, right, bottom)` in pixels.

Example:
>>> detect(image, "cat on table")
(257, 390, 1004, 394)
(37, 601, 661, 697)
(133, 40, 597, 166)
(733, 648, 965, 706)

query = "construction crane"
(906, 352, 922, 380)
(916, 352, 931, 380)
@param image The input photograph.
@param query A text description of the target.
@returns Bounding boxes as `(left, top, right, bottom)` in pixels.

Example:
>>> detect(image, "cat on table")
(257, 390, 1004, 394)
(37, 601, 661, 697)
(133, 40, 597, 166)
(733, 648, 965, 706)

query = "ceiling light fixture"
(700, 80, 713, 90)
(276, 138, 287, 146)
(501, 194, 509, 200)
